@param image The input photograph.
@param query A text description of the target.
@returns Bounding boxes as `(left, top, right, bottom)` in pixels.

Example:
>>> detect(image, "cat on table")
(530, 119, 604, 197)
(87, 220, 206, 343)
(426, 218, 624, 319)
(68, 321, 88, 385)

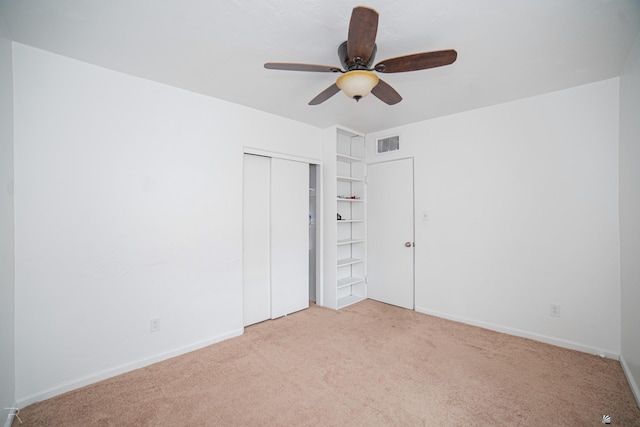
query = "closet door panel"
(242, 154, 271, 326)
(270, 158, 309, 318)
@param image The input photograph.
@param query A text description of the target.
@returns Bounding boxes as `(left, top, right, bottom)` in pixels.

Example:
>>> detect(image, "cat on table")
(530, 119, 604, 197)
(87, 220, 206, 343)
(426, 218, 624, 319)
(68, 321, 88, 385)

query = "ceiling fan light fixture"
(336, 70, 379, 101)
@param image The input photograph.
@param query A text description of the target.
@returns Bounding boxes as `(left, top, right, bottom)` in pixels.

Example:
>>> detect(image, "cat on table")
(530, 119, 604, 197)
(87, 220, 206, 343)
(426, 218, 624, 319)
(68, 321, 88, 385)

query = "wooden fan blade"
(371, 79, 402, 105)
(264, 63, 342, 73)
(347, 6, 378, 65)
(375, 50, 457, 73)
(308, 83, 341, 105)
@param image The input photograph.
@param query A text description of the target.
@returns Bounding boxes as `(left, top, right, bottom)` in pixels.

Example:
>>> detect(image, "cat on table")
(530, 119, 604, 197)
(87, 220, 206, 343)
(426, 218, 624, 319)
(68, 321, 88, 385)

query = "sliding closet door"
(243, 154, 271, 326)
(270, 158, 309, 318)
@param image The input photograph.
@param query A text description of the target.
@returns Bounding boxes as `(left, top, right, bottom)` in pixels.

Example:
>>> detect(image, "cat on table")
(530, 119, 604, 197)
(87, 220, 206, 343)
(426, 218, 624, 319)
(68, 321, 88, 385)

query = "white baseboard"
(620, 354, 640, 407)
(414, 306, 620, 360)
(16, 328, 244, 408)
(3, 404, 18, 427)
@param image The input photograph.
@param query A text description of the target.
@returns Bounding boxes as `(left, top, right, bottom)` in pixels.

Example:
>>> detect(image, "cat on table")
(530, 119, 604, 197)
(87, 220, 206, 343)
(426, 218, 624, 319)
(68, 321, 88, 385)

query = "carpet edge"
(620, 354, 640, 408)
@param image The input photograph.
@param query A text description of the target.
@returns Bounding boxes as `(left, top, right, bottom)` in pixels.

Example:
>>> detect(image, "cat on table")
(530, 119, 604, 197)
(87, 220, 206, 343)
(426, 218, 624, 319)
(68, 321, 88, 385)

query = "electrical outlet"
(550, 304, 561, 317)
(150, 318, 160, 332)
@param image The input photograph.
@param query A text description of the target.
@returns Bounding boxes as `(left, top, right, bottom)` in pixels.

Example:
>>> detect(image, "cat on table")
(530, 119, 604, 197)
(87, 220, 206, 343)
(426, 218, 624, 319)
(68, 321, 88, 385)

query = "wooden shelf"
(337, 257, 364, 267)
(336, 153, 363, 163)
(337, 239, 365, 246)
(337, 198, 364, 202)
(337, 277, 364, 289)
(337, 295, 365, 309)
(337, 219, 363, 223)
(337, 175, 363, 183)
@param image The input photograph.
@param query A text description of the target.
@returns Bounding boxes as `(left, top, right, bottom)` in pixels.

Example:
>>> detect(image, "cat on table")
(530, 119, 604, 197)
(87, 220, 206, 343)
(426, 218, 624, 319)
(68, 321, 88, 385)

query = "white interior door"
(270, 158, 309, 318)
(243, 154, 271, 326)
(367, 158, 414, 309)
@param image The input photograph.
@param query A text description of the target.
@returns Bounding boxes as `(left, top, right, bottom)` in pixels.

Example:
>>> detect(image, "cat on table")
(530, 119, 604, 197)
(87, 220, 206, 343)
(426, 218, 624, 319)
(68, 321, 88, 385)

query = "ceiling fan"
(264, 6, 457, 106)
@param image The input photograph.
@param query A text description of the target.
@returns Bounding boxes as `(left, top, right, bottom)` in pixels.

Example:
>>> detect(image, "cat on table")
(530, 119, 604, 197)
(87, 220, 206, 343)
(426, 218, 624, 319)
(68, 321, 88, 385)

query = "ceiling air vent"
(376, 135, 400, 154)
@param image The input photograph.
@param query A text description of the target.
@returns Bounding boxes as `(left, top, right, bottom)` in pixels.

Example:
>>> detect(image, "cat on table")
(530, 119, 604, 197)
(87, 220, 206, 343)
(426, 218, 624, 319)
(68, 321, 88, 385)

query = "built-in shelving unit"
(335, 129, 366, 309)
(321, 126, 367, 310)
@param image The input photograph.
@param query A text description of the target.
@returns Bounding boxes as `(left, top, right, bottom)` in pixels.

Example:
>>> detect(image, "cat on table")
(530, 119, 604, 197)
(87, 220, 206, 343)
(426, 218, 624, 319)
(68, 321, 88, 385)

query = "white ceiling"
(1, 0, 639, 133)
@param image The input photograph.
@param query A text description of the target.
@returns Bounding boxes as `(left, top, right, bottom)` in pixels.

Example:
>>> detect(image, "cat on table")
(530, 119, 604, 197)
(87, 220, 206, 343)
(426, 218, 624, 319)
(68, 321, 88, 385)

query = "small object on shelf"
(337, 213, 342, 220)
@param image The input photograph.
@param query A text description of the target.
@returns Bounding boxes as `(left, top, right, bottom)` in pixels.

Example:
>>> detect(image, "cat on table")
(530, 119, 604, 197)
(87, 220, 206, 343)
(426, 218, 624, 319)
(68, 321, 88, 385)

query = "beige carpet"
(14, 299, 640, 426)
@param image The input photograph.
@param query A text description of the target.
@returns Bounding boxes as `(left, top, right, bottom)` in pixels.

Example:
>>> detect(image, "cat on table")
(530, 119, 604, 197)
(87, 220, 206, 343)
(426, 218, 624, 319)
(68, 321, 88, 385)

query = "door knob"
(405, 242, 412, 247)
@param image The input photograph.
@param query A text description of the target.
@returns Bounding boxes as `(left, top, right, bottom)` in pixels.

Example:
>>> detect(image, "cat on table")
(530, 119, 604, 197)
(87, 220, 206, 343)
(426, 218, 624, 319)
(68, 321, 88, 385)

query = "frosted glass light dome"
(336, 70, 379, 101)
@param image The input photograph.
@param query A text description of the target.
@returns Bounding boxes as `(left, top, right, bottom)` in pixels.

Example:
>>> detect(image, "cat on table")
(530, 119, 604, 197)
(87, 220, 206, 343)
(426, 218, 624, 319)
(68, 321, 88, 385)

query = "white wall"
(12, 43, 322, 405)
(365, 79, 621, 357)
(619, 32, 640, 404)
(0, 16, 16, 427)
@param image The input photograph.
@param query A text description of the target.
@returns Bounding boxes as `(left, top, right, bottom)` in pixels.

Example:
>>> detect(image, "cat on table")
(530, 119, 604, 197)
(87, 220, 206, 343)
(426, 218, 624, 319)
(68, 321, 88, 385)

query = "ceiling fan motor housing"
(338, 41, 377, 71)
